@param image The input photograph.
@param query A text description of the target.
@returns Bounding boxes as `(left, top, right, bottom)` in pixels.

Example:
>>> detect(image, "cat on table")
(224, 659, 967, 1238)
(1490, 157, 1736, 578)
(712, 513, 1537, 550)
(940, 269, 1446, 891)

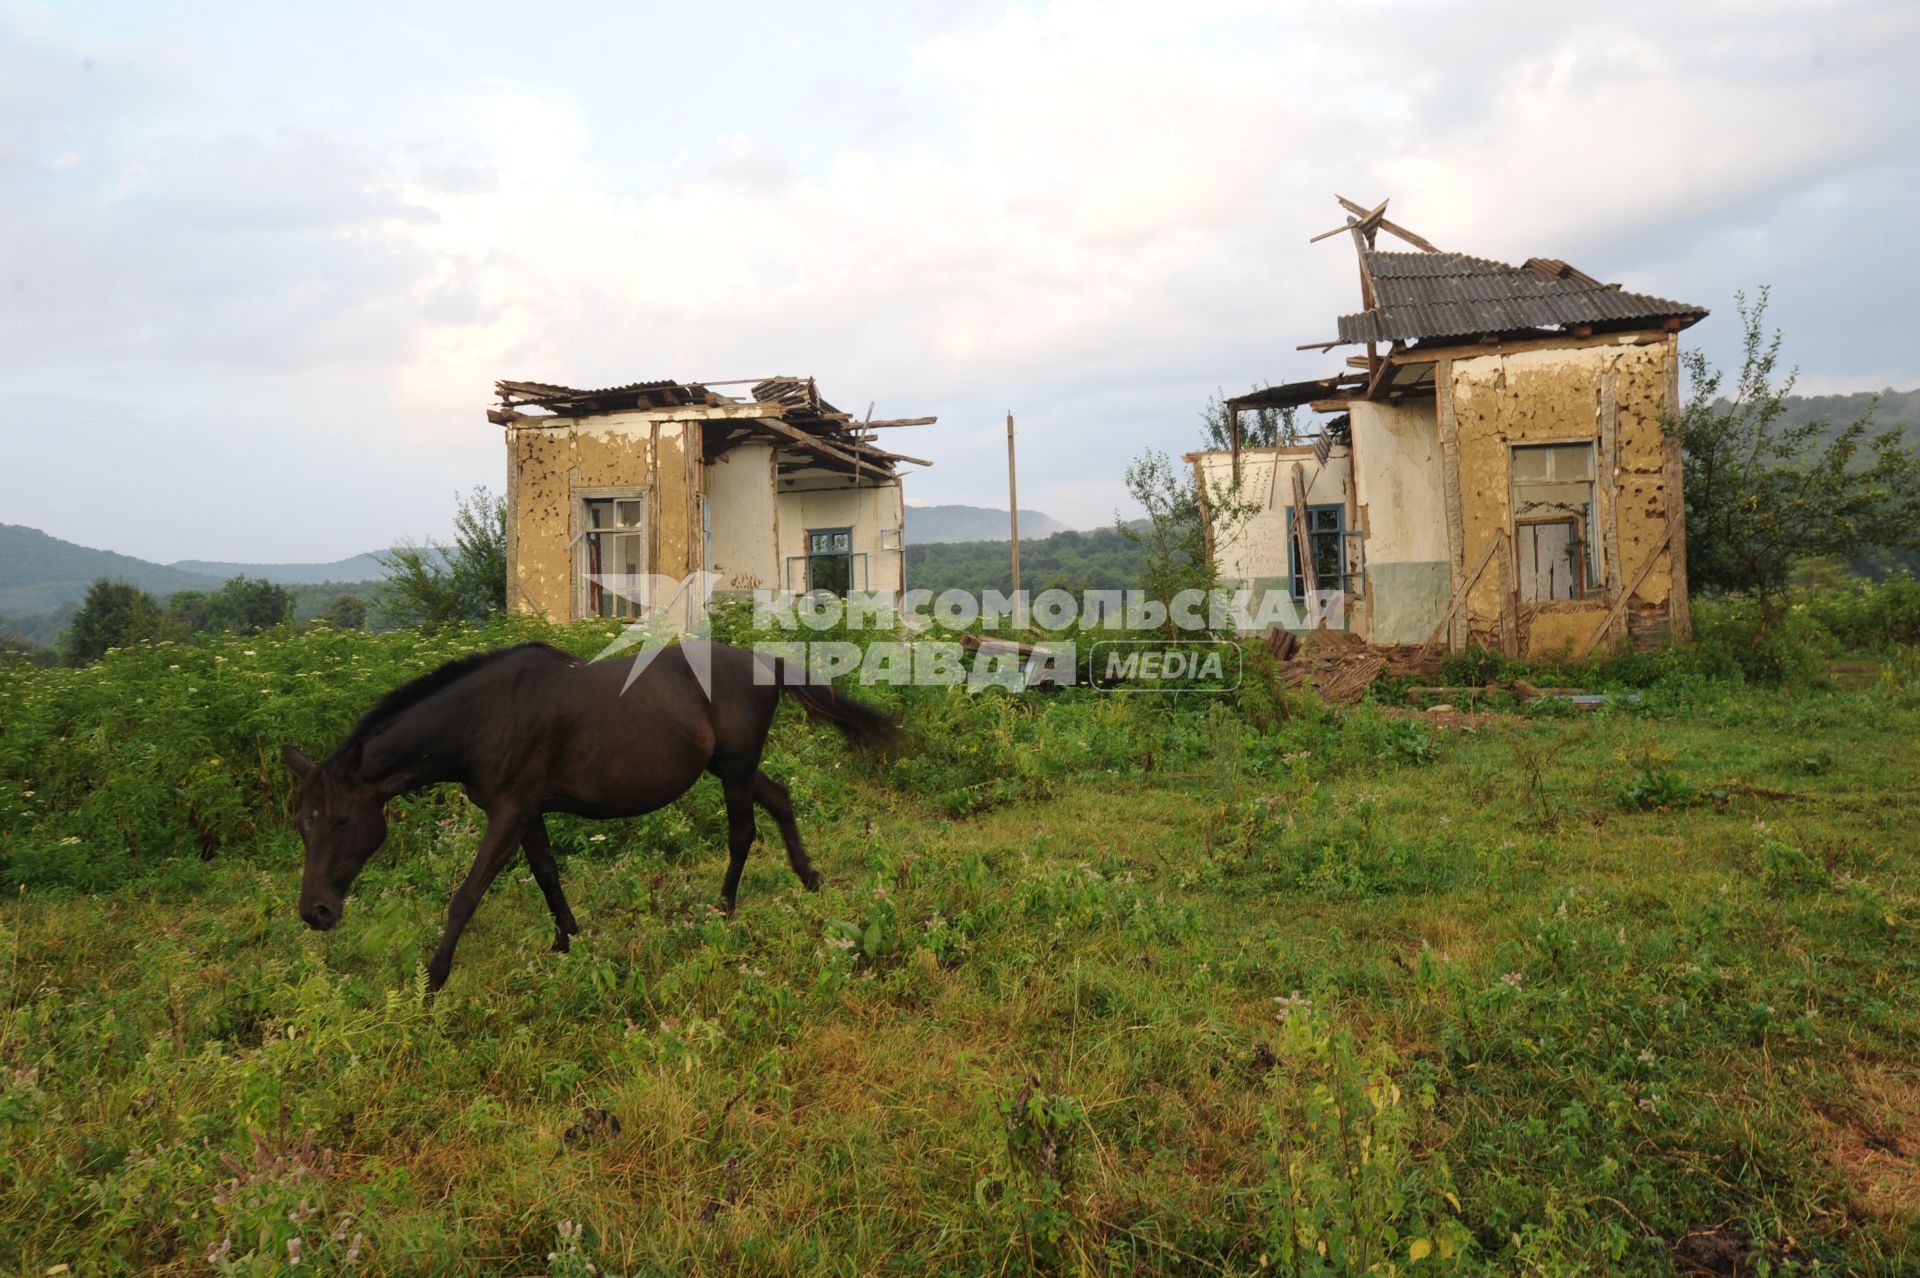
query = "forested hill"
(0, 524, 222, 614)
(904, 526, 1147, 595)
(1774, 387, 1920, 436)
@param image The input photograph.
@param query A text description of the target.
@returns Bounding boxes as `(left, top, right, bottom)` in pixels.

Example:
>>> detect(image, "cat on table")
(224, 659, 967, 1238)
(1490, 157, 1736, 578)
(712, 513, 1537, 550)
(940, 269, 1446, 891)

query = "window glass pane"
(586, 499, 612, 528)
(1311, 508, 1340, 532)
(617, 499, 642, 527)
(1510, 447, 1552, 482)
(1549, 443, 1594, 480)
(832, 532, 850, 552)
(614, 533, 642, 578)
(1312, 534, 1341, 581)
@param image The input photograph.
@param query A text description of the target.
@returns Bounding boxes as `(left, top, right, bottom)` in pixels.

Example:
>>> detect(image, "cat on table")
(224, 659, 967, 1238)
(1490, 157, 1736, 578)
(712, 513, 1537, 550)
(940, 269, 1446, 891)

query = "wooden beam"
(857, 444, 933, 468)
(1435, 359, 1466, 649)
(1497, 529, 1518, 657)
(752, 417, 868, 470)
(1420, 532, 1503, 655)
(1576, 527, 1673, 659)
(1663, 334, 1693, 643)
(1386, 328, 1670, 368)
(1599, 370, 1625, 649)
(1290, 462, 1320, 613)
(1007, 412, 1021, 599)
(1335, 194, 1439, 253)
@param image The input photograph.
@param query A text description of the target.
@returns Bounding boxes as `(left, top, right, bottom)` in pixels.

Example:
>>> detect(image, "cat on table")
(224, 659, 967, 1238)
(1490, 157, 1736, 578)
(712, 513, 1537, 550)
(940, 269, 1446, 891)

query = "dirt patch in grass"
(1819, 1064, 1920, 1225)
(1672, 1226, 1759, 1276)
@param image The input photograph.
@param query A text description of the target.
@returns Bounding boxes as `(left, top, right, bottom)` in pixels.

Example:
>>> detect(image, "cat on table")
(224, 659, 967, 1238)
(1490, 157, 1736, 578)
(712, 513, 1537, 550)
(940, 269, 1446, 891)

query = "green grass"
(2, 627, 1919, 1274)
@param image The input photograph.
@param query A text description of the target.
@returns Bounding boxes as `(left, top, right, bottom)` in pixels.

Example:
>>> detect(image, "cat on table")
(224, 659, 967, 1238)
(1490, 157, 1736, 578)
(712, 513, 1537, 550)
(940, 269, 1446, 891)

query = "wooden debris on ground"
(1262, 629, 1440, 706)
(957, 632, 1072, 687)
(1403, 680, 1585, 706)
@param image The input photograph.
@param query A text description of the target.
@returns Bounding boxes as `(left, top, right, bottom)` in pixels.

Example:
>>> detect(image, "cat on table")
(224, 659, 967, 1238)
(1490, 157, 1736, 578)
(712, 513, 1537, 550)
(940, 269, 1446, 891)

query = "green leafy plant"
(986, 1077, 1087, 1272)
(1259, 1010, 1468, 1274)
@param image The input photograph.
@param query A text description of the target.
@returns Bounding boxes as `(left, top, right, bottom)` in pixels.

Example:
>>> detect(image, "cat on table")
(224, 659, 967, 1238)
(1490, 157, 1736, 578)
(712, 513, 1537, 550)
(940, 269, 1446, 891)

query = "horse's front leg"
(522, 815, 579, 952)
(428, 806, 530, 991)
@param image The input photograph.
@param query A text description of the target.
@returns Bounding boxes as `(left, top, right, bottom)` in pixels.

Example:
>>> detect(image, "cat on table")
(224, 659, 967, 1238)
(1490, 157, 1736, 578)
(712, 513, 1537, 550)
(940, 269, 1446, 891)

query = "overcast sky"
(4, 0, 1917, 562)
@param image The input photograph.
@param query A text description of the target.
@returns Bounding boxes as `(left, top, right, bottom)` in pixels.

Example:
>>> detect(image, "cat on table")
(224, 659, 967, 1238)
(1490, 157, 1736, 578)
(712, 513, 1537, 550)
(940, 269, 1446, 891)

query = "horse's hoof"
(553, 933, 572, 953)
(803, 871, 823, 892)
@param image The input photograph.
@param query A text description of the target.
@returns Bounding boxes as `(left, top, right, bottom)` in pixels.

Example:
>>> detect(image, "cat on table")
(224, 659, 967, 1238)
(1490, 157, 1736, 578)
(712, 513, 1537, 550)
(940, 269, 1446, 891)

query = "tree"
(162, 577, 291, 635)
(164, 589, 215, 632)
(1115, 451, 1257, 637)
(1671, 289, 1920, 621)
(207, 576, 293, 633)
(1200, 387, 1302, 452)
(62, 579, 166, 665)
(378, 487, 508, 629)
(317, 594, 369, 631)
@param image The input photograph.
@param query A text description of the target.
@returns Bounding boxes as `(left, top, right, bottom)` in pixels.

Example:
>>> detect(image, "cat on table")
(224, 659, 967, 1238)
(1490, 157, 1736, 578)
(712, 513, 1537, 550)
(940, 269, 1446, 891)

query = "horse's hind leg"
(522, 816, 579, 952)
(719, 774, 758, 914)
(753, 770, 821, 892)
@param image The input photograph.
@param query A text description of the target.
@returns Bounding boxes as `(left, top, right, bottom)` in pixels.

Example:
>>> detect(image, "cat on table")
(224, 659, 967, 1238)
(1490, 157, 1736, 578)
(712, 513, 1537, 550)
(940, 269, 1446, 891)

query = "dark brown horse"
(281, 641, 897, 989)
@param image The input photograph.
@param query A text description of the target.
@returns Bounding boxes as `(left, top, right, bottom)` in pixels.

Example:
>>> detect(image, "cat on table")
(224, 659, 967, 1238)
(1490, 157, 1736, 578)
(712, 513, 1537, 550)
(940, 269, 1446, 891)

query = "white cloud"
(2, 0, 1917, 557)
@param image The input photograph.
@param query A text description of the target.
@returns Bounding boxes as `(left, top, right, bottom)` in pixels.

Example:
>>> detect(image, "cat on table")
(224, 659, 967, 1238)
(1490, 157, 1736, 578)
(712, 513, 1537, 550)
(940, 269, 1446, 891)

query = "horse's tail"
(770, 659, 904, 749)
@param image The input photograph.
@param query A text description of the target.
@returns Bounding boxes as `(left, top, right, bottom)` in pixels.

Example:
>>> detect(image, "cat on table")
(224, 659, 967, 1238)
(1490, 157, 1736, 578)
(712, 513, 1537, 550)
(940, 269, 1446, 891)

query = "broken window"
(1286, 504, 1348, 600)
(579, 493, 646, 619)
(805, 527, 854, 596)
(1510, 443, 1597, 600)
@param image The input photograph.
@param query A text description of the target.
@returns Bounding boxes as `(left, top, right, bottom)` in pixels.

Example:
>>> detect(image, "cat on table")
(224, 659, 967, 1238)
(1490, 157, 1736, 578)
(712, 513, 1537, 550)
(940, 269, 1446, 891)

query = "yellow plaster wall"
(1447, 336, 1680, 656)
(506, 412, 705, 621)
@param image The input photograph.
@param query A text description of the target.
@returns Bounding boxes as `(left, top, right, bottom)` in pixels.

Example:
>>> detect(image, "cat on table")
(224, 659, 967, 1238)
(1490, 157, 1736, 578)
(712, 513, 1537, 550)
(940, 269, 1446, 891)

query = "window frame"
(1508, 442, 1601, 600)
(573, 485, 649, 621)
(1283, 503, 1350, 602)
(801, 526, 857, 597)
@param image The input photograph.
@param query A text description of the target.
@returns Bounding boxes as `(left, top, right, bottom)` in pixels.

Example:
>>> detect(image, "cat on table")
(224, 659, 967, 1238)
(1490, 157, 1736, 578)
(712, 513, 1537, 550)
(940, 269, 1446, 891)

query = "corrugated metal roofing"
(494, 379, 718, 411)
(1336, 251, 1705, 346)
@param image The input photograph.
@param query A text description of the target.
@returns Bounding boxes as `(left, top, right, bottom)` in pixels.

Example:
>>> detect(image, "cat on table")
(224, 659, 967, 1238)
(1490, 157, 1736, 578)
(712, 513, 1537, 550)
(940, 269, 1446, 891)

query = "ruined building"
(1194, 197, 1704, 658)
(489, 377, 933, 621)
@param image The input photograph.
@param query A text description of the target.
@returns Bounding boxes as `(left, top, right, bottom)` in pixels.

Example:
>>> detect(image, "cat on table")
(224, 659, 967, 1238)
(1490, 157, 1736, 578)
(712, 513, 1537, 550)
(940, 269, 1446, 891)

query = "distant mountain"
(0, 524, 396, 616)
(905, 504, 1068, 544)
(0, 524, 226, 614)
(171, 552, 392, 584)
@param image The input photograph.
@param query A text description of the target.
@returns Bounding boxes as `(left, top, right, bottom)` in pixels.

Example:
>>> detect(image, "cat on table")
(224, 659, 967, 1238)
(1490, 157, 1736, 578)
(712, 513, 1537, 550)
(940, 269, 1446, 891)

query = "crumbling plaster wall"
(1194, 447, 1352, 621)
(505, 411, 705, 621)
(1445, 334, 1682, 657)
(775, 479, 906, 594)
(706, 441, 781, 591)
(1349, 399, 1449, 643)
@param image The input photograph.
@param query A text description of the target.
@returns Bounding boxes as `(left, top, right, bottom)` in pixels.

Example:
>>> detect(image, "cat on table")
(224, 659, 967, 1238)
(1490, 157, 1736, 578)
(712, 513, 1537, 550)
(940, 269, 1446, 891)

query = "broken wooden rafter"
(1333, 193, 1438, 253)
(753, 417, 869, 470)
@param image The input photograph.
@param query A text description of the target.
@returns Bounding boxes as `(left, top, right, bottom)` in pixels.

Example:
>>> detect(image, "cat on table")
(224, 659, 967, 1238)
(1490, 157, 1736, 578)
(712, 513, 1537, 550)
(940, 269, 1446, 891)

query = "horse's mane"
(330, 641, 576, 762)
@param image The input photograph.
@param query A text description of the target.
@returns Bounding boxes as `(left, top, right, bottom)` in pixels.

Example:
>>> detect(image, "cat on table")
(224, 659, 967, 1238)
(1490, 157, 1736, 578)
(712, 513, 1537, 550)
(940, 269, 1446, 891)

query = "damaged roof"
(1337, 250, 1706, 347)
(489, 375, 934, 479)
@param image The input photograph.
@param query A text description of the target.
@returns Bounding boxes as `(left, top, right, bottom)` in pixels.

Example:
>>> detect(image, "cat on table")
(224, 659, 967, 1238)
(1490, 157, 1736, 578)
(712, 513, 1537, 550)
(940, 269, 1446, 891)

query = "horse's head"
(281, 744, 389, 931)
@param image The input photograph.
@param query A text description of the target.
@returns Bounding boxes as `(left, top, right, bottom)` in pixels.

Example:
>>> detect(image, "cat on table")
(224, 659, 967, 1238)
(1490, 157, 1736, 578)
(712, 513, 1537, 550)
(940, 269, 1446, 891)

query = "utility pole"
(1006, 411, 1021, 598)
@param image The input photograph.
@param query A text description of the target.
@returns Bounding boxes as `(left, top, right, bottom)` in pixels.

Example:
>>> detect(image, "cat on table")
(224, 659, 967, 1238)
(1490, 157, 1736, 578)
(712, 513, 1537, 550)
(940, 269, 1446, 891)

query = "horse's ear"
(281, 745, 316, 779)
